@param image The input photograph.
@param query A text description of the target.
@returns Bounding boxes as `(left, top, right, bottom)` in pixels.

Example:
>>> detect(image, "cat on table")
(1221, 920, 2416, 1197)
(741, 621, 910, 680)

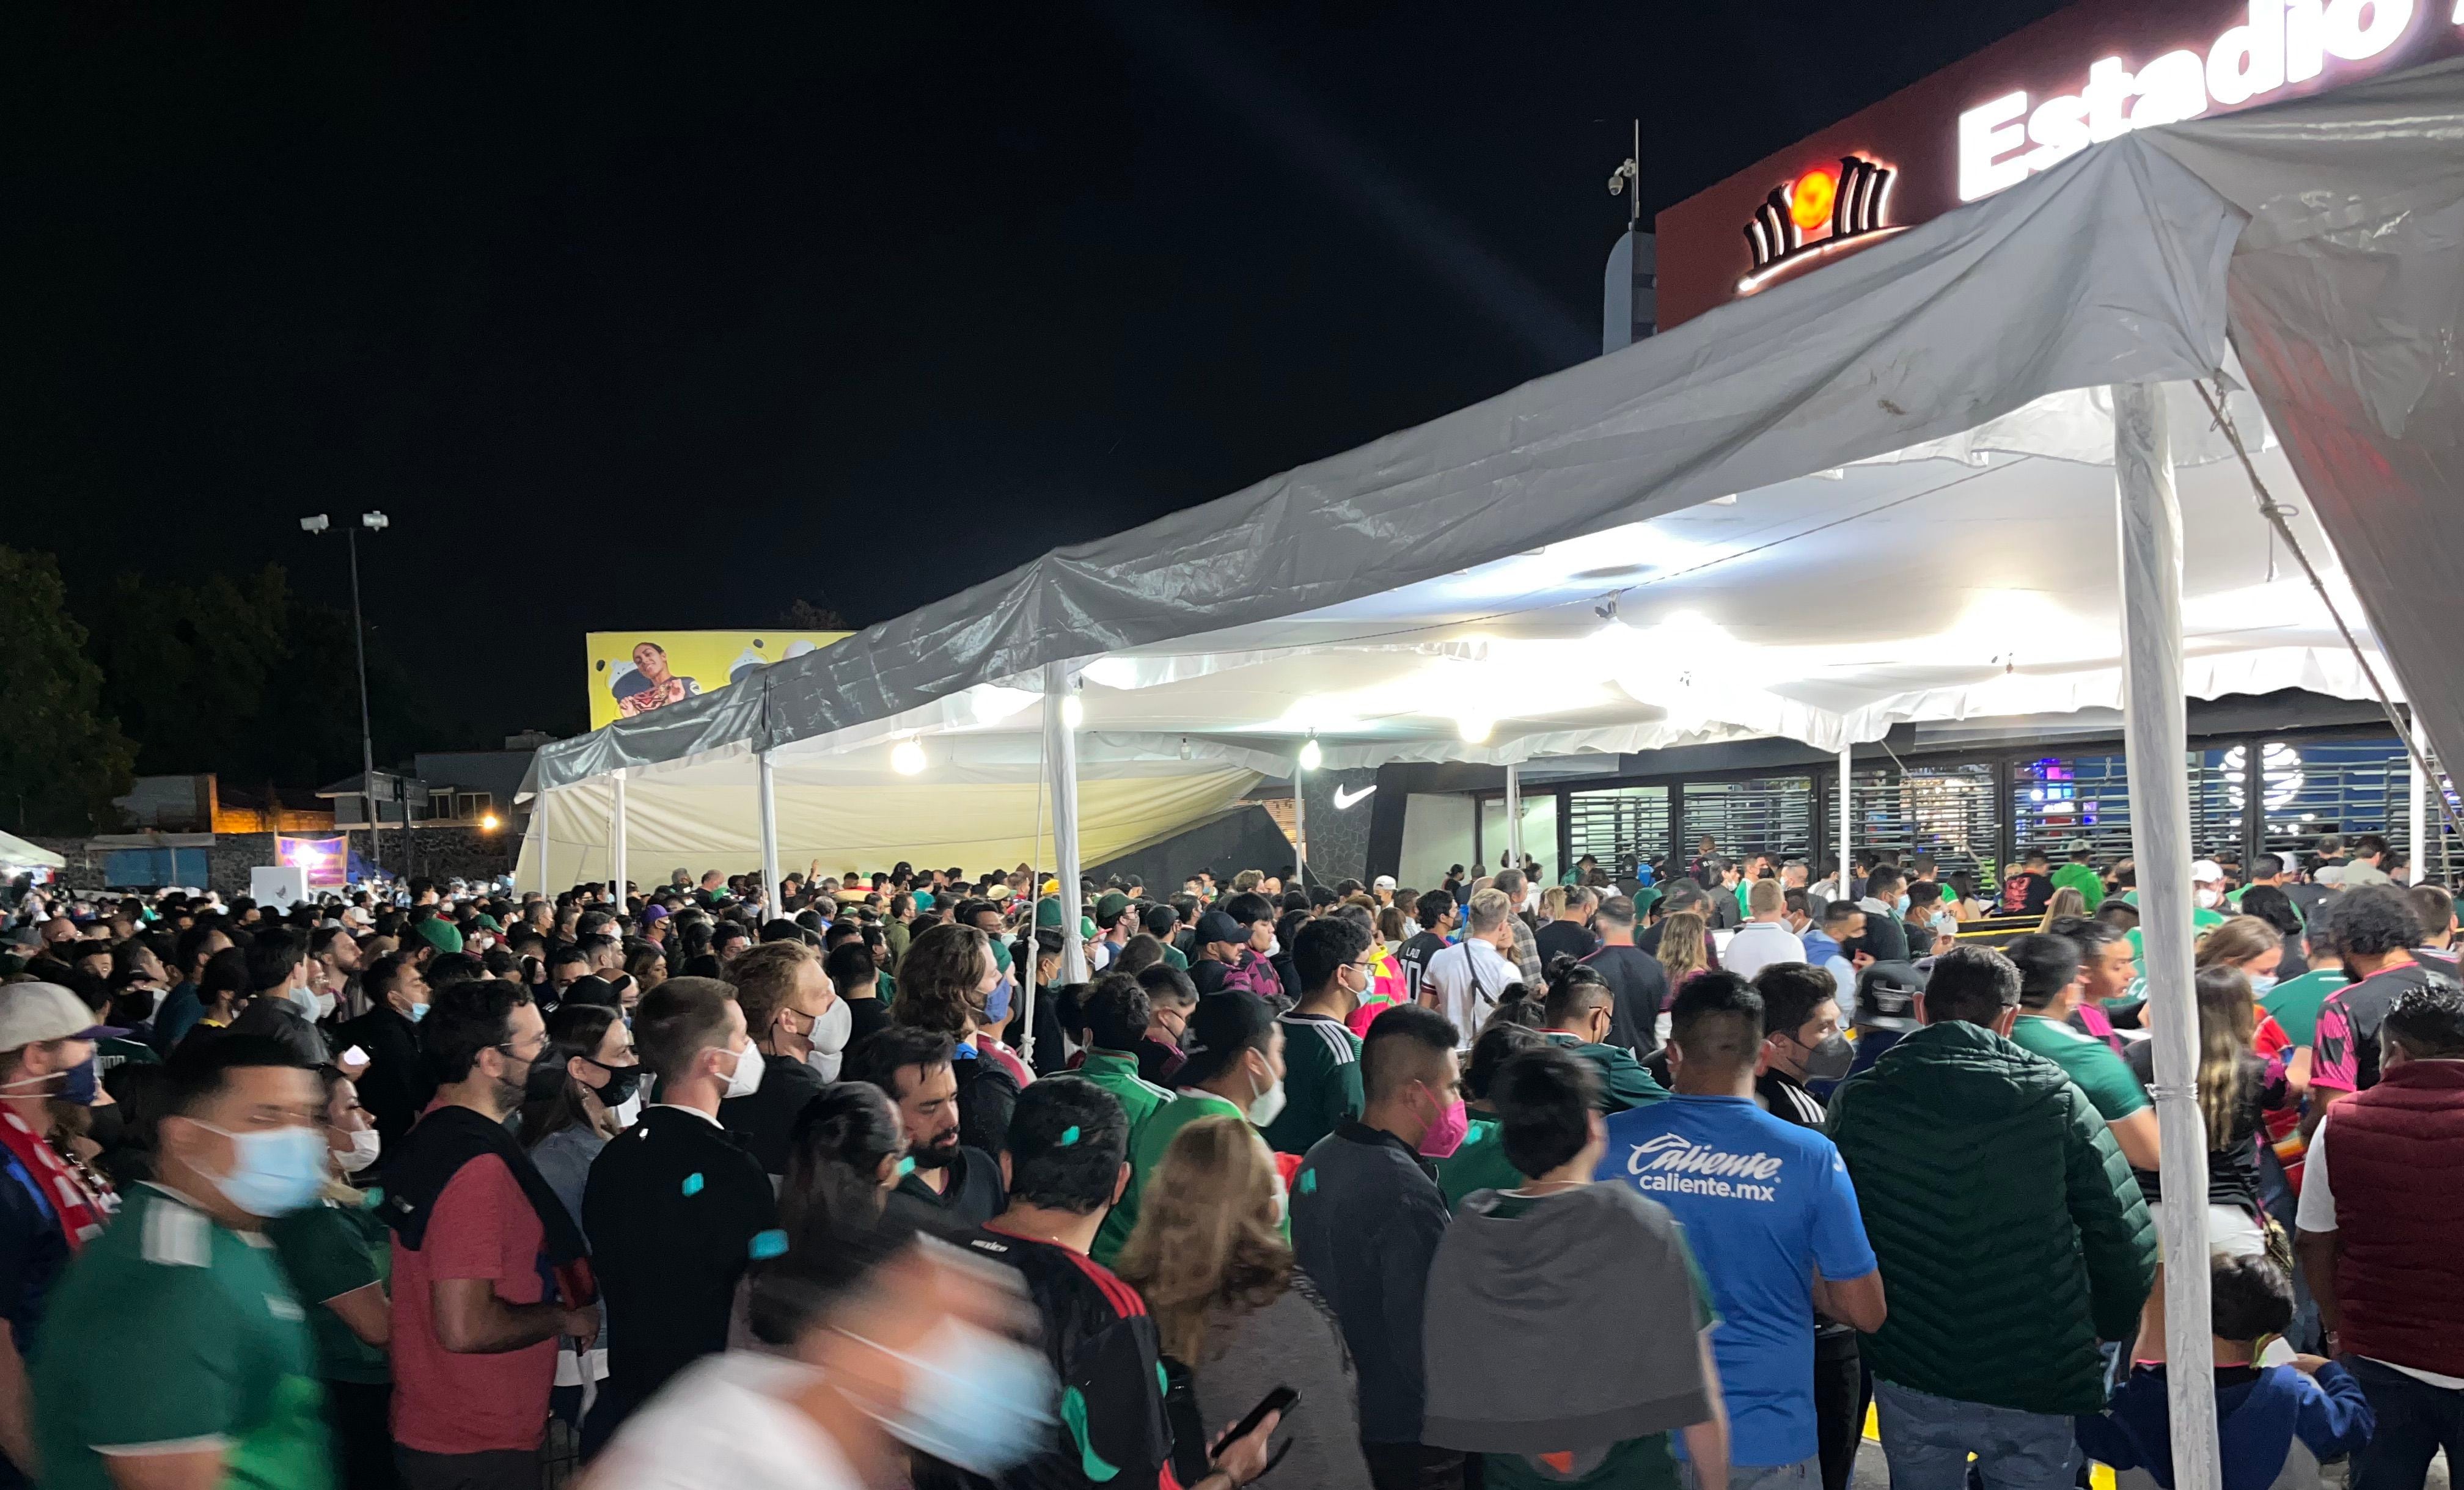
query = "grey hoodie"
(1421, 1183, 1711, 1454)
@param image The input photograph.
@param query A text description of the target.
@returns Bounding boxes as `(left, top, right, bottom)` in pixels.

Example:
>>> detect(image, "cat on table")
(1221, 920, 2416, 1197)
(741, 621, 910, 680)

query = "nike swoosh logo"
(1331, 784, 1377, 810)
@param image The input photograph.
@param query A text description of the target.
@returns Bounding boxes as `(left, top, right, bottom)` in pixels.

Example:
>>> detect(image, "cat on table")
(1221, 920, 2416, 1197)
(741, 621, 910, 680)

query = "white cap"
(0, 984, 105, 1051)
(1373, 875, 1398, 891)
(2191, 860, 2224, 883)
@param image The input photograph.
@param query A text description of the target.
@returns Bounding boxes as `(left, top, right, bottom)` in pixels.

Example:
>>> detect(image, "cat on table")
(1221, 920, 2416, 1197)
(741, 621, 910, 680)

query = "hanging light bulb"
(1060, 693, 1085, 730)
(890, 739, 927, 775)
(1297, 733, 1323, 771)
(1458, 715, 1494, 744)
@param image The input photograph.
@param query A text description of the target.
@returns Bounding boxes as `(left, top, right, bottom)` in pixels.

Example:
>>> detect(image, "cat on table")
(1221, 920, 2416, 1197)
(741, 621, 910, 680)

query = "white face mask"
(719, 1040, 765, 1100)
(1244, 1061, 1288, 1127)
(610, 1093, 644, 1130)
(2196, 887, 2222, 909)
(335, 1127, 382, 1175)
(315, 990, 339, 1020)
(812, 995, 854, 1057)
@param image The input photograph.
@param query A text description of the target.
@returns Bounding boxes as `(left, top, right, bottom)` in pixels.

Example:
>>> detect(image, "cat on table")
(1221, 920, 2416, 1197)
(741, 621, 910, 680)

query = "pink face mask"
(1418, 1093, 1471, 1159)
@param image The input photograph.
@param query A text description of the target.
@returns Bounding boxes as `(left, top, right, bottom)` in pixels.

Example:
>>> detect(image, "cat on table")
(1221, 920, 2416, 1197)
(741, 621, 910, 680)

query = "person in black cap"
(1189, 908, 1250, 995)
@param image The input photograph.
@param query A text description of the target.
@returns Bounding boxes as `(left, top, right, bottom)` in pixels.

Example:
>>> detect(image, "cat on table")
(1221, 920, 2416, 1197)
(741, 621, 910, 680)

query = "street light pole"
(345, 523, 378, 877)
(304, 511, 389, 884)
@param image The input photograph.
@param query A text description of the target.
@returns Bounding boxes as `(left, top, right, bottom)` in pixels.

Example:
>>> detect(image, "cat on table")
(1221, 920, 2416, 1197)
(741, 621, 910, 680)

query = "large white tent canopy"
(513, 62, 2464, 1490)
(521, 60, 2464, 891)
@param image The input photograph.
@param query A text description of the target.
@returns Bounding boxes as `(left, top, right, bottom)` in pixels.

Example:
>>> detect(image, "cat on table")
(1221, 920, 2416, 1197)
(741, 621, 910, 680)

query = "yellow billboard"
(585, 630, 851, 730)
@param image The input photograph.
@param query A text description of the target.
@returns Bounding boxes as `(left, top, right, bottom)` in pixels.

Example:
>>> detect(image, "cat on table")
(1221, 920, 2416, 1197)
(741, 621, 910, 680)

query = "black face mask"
(585, 1057, 644, 1108)
(1786, 1029, 1857, 1083)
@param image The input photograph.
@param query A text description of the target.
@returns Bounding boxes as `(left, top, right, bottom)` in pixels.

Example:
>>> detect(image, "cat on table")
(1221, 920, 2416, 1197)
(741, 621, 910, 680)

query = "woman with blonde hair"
(2120, 965, 2277, 1360)
(2035, 886, 2089, 932)
(1115, 1116, 1372, 1489)
(2193, 913, 2286, 995)
(1655, 909, 1712, 991)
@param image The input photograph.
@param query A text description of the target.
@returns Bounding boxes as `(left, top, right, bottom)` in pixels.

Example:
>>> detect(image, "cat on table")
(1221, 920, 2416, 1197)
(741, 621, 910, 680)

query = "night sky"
(2, 0, 2067, 743)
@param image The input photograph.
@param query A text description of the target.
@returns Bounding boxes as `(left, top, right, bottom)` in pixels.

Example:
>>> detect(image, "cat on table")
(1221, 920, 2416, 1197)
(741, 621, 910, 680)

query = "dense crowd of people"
(0, 837, 2458, 1490)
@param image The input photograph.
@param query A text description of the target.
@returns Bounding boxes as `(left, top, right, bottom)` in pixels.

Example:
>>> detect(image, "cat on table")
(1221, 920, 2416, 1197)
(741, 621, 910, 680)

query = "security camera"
(361, 511, 390, 531)
(300, 514, 331, 534)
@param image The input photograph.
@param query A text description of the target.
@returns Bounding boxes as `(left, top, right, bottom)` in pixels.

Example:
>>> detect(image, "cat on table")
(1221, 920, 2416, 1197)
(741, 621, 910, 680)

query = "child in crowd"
(2076, 1253, 2372, 1490)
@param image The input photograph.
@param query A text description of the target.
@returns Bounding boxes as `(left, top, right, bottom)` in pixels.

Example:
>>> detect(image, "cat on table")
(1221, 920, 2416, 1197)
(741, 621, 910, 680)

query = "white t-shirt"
(1721, 921, 1809, 983)
(1422, 938, 1518, 1045)
(2295, 1108, 2464, 1390)
(594, 1351, 866, 1490)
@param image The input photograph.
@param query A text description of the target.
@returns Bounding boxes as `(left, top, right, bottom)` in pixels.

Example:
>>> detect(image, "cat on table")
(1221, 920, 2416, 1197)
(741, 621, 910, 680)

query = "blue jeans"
(2349, 1357, 2464, 1490)
(1872, 1380, 2081, 1490)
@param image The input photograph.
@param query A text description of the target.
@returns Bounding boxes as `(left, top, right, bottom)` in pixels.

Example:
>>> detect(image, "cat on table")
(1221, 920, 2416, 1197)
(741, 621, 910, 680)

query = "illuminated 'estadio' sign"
(1957, 0, 2436, 202)
(1739, 155, 1902, 293)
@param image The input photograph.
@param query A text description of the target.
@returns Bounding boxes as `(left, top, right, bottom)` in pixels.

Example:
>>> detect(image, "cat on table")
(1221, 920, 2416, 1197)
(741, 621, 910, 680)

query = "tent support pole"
(757, 750, 782, 907)
(1838, 745, 1853, 902)
(608, 775, 628, 915)
(1294, 765, 1310, 889)
(1044, 662, 1089, 984)
(2410, 711, 2429, 885)
(1504, 765, 1522, 872)
(527, 790, 552, 897)
(2114, 381, 2220, 1490)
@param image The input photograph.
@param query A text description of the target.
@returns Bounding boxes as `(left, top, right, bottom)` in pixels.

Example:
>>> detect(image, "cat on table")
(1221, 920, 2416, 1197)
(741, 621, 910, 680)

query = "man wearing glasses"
(1263, 916, 1376, 1154)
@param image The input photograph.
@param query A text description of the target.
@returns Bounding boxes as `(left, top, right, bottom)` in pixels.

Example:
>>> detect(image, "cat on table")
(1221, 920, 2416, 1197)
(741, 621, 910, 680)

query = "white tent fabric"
(520, 59, 2464, 876)
(516, 739, 1267, 888)
(0, 828, 65, 871)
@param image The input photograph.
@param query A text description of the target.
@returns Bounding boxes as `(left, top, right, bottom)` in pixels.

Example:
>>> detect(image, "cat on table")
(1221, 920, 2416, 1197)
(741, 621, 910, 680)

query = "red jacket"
(2328, 1058, 2464, 1378)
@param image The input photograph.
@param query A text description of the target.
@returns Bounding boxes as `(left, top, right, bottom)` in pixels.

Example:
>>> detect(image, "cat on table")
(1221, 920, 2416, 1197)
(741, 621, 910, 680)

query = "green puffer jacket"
(1826, 1019, 2155, 1415)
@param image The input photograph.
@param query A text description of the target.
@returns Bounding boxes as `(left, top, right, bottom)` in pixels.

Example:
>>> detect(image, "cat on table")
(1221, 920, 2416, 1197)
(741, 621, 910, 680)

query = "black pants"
(1363, 1441, 1468, 1490)
(2350, 1357, 2464, 1490)
(324, 1380, 399, 1490)
(1814, 1329, 1870, 1490)
(394, 1446, 538, 1490)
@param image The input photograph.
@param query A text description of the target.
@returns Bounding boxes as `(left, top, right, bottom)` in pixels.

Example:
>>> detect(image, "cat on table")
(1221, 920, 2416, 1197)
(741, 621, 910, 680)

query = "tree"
(0, 549, 136, 832)
(79, 562, 433, 788)
(779, 597, 854, 630)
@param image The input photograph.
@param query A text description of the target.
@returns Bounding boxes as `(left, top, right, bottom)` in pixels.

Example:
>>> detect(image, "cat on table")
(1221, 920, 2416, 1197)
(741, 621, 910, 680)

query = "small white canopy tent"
(0, 828, 66, 872)
(521, 60, 2464, 1487)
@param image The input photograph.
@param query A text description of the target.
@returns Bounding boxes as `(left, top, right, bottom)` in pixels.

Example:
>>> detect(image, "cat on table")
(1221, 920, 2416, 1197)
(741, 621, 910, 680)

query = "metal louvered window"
(1567, 786, 1671, 880)
(2256, 739, 2411, 863)
(2012, 752, 2136, 865)
(1682, 777, 1814, 863)
(1848, 764, 2001, 880)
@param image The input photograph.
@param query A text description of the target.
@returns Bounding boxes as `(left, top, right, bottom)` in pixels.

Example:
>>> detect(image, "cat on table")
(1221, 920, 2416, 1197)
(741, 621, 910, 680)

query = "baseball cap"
(1195, 910, 1245, 946)
(1095, 892, 1132, 924)
(2190, 860, 2224, 883)
(641, 904, 670, 923)
(562, 976, 623, 1010)
(414, 919, 464, 955)
(1373, 875, 1397, 891)
(1034, 897, 1064, 930)
(2063, 838, 2092, 855)
(0, 983, 117, 1051)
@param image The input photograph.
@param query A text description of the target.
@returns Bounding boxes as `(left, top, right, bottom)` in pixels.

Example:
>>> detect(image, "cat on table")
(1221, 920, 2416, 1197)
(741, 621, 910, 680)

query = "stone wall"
(1297, 767, 1379, 888)
(1087, 806, 1297, 894)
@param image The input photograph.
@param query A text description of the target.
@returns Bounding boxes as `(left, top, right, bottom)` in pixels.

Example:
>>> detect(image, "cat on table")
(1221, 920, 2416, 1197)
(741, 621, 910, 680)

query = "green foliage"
(78, 561, 428, 787)
(0, 549, 138, 833)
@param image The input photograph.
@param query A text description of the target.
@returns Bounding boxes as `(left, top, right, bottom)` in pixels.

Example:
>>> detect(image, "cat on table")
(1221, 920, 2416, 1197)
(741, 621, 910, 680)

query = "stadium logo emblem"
(1739, 154, 1901, 294)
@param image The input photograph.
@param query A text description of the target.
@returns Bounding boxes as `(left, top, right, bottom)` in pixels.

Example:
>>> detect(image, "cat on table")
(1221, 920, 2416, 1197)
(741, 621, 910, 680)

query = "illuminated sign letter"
(1957, 92, 2030, 202)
